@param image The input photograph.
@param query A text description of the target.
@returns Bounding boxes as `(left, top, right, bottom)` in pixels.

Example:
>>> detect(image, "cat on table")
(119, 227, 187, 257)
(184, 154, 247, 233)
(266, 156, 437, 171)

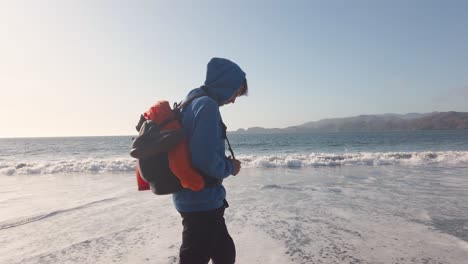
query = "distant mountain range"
(231, 112, 468, 134)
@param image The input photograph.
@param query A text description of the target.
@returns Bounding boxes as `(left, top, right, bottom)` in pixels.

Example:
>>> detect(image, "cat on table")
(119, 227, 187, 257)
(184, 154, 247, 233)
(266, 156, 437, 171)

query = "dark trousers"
(179, 206, 236, 264)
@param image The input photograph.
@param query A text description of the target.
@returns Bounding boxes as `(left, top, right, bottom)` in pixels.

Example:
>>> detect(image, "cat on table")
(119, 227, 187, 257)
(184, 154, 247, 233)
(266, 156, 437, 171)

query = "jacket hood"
(202, 58, 246, 105)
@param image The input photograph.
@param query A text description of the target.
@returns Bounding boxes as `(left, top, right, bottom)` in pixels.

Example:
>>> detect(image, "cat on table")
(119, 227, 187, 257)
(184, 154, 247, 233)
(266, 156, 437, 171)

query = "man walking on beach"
(174, 57, 248, 264)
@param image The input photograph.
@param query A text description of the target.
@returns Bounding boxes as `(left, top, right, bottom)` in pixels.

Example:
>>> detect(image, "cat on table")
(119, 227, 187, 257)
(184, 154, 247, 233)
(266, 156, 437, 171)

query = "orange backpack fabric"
(142, 101, 205, 191)
(136, 165, 150, 191)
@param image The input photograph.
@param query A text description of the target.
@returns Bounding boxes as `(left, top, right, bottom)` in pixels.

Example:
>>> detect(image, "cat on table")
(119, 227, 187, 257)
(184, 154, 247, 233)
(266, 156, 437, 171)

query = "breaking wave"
(238, 151, 468, 168)
(1, 151, 468, 176)
(0, 158, 136, 176)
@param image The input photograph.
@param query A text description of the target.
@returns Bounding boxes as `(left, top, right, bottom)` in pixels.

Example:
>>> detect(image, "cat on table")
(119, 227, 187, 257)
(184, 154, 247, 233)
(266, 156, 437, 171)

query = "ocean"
(1, 130, 468, 263)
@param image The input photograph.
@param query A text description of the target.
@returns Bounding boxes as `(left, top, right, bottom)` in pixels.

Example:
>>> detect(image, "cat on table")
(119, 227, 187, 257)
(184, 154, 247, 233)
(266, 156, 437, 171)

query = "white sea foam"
(0, 158, 136, 176)
(1, 151, 467, 176)
(239, 151, 468, 168)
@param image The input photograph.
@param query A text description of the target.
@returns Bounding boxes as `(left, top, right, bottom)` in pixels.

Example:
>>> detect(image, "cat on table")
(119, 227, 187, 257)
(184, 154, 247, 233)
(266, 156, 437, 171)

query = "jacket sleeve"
(189, 100, 233, 179)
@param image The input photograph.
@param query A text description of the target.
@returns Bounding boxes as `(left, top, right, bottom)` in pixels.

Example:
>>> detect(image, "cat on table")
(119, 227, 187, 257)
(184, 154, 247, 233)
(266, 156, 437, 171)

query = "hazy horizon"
(1, 110, 466, 138)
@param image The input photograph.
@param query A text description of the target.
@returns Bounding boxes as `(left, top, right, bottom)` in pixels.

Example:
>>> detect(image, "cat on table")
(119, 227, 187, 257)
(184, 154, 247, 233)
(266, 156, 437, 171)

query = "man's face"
(220, 84, 244, 106)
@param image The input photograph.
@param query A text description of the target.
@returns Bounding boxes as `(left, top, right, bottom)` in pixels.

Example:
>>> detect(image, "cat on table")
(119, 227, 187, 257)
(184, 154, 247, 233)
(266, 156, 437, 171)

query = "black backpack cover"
(131, 117, 184, 195)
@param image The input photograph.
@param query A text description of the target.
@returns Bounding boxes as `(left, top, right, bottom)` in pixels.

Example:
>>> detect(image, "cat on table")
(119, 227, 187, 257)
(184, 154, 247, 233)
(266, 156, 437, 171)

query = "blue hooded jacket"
(172, 58, 246, 212)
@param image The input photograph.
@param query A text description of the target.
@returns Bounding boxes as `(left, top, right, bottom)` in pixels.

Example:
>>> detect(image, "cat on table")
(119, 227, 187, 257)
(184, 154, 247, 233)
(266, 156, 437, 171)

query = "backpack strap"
(172, 86, 210, 121)
(175, 86, 236, 159)
(135, 87, 211, 133)
(221, 121, 235, 159)
(175, 86, 209, 110)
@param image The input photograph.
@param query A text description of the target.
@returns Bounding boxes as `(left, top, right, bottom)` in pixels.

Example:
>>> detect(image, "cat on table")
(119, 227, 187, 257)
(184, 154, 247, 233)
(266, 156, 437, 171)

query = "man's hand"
(228, 157, 241, 176)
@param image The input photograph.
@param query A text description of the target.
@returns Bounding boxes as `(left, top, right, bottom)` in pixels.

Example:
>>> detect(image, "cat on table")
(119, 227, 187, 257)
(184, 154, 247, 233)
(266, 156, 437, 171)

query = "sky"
(1, 0, 467, 137)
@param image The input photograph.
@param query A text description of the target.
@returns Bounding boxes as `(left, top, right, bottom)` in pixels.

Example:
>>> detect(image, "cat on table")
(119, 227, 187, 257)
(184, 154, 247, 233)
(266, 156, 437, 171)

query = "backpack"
(130, 92, 209, 194)
(131, 115, 184, 194)
(130, 90, 236, 195)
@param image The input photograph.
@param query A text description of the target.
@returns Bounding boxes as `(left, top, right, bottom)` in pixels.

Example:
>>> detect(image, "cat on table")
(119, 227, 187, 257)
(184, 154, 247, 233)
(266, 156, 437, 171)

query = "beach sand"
(1, 166, 467, 263)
